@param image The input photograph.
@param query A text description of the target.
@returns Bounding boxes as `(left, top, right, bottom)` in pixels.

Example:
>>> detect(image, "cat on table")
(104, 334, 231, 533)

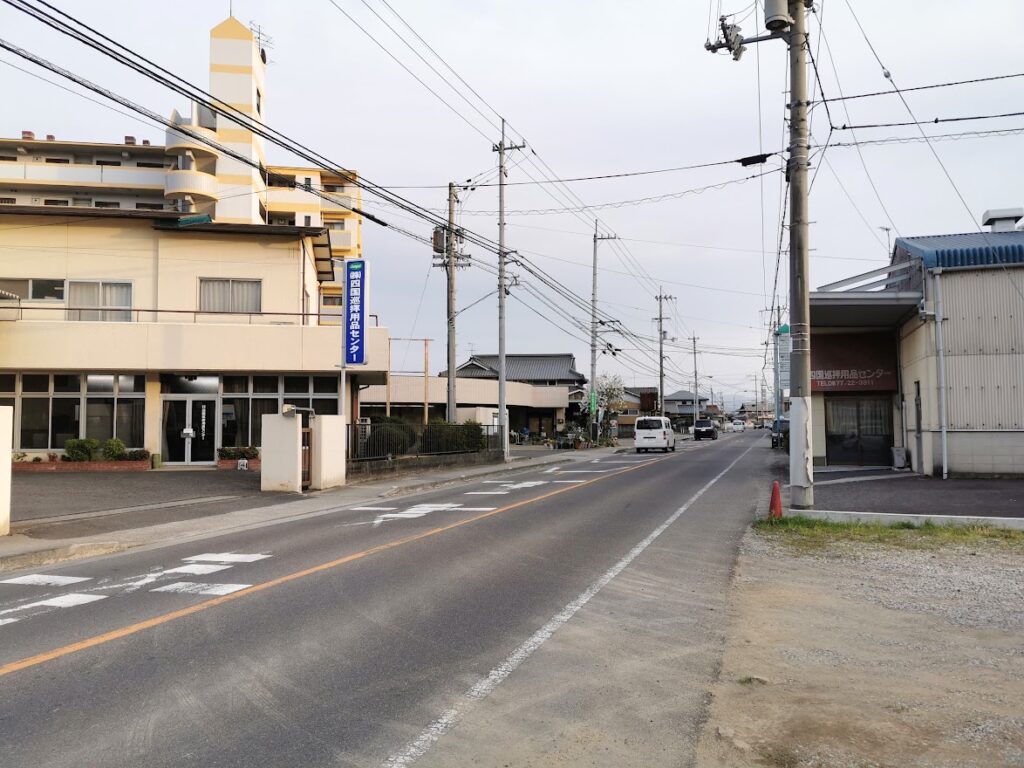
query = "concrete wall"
(259, 413, 301, 492)
(362, 376, 569, 409)
(0, 406, 11, 535)
(310, 415, 345, 490)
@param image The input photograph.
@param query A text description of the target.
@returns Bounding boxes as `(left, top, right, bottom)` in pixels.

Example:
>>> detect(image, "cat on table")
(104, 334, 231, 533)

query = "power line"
(818, 72, 1024, 104)
(834, 110, 1024, 131)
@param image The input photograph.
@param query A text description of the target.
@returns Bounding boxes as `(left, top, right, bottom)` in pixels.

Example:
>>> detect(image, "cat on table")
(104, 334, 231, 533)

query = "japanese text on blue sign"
(346, 260, 366, 365)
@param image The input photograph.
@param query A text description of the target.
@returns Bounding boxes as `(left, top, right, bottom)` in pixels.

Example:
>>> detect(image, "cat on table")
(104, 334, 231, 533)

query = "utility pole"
(705, 0, 814, 507)
(655, 289, 674, 417)
(590, 220, 617, 440)
(493, 118, 525, 461)
(689, 336, 700, 429)
(446, 182, 457, 423)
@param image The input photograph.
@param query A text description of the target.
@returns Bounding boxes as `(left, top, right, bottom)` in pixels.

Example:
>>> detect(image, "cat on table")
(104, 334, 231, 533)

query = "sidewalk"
(0, 445, 626, 573)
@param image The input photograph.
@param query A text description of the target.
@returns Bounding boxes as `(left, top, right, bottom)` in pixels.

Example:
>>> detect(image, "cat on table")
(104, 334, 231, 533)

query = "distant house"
(614, 386, 659, 437)
(438, 354, 587, 434)
(663, 389, 710, 429)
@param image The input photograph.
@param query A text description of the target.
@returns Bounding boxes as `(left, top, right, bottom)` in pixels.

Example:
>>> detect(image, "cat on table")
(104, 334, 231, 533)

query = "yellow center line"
(0, 453, 676, 678)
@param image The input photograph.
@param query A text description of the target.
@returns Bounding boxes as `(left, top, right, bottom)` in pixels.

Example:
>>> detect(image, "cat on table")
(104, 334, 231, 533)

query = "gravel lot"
(695, 528, 1024, 767)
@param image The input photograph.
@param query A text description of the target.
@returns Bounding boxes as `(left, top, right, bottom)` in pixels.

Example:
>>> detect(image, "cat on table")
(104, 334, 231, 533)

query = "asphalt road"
(0, 431, 767, 767)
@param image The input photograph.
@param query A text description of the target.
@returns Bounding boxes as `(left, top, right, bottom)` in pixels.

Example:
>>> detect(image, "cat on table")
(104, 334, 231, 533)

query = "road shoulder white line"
(382, 440, 759, 767)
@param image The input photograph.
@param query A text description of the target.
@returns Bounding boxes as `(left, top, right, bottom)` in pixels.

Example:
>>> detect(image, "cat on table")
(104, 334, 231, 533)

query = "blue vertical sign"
(346, 259, 366, 365)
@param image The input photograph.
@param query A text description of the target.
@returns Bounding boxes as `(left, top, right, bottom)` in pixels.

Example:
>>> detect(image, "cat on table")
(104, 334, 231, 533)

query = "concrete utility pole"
(446, 181, 457, 422)
(705, 0, 814, 507)
(689, 336, 700, 428)
(493, 118, 525, 461)
(655, 290, 674, 416)
(590, 220, 617, 439)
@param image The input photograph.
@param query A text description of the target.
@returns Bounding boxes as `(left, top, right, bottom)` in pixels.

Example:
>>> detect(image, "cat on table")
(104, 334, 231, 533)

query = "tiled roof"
(664, 389, 708, 402)
(446, 354, 587, 384)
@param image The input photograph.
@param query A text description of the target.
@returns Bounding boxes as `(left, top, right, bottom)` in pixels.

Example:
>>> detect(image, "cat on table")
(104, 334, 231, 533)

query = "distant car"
(693, 418, 718, 441)
(732, 420, 745, 432)
(635, 416, 676, 453)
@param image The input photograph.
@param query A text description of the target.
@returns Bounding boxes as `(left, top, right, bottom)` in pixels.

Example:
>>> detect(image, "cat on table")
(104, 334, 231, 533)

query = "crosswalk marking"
(0, 592, 107, 618)
(1, 574, 92, 587)
(183, 553, 271, 564)
(151, 582, 250, 596)
(163, 564, 233, 576)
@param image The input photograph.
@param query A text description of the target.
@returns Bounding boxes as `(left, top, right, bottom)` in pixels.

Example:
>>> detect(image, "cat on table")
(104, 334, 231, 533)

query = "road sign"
(777, 328, 791, 389)
(346, 260, 366, 365)
(589, 390, 598, 414)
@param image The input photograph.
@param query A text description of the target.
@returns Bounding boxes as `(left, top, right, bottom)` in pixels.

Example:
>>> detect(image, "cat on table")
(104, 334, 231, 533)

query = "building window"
(96, 160, 121, 167)
(322, 295, 343, 307)
(303, 215, 311, 227)
(0, 197, 15, 205)
(303, 177, 312, 191)
(135, 202, 164, 210)
(136, 161, 165, 169)
(256, 88, 262, 115)
(0, 156, 17, 162)
(0, 278, 65, 300)
(94, 201, 121, 209)
(67, 280, 132, 321)
(329, 220, 345, 230)
(43, 199, 70, 207)
(44, 158, 70, 164)
(199, 278, 261, 314)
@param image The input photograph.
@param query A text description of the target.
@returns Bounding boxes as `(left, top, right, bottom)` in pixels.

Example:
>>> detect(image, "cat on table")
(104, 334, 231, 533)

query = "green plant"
(460, 420, 485, 452)
(366, 424, 412, 457)
(370, 415, 416, 446)
(12, 451, 26, 462)
(31, 456, 42, 463)
(101, 438, 127, 461)
(217, 446, 258, 460)
(126, 449, 150, 462)
(63, 438, 100, 462)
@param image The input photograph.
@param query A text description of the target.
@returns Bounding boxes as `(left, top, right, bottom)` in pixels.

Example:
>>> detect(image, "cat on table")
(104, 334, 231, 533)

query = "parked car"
(634, 416, 676, 453)
(731, 419, 745, 432)
(771, 418, 790, 448)
(693, 418, 718, 441)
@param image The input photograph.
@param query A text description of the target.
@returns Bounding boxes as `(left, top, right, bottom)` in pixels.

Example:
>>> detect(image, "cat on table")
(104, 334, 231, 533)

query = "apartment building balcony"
(0, 161, 165, 193)
(164, 168, 219, 201)
(164, 125, 219, 158)
(321, 193, 353, 213)
(328, 229, 354, 253)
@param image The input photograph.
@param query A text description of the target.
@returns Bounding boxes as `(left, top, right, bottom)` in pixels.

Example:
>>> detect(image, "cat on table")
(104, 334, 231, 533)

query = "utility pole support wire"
(590, 221, 617, 440)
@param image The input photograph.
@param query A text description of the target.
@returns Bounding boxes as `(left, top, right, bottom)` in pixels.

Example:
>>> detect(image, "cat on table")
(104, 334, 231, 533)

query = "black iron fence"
(348, 421, 501, 461)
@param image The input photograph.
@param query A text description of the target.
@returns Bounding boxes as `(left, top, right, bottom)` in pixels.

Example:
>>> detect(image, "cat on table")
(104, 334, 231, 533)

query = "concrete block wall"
(944, 431, 1024, 476)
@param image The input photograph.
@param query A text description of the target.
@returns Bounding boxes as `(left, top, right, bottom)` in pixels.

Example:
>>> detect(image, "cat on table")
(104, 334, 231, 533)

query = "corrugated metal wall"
(941, 269, 1024, 429)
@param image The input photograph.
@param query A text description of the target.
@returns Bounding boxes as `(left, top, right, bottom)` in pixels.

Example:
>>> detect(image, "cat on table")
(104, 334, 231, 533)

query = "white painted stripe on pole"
(182, 553, 271, 564)
(1, 574, 92, 587)
(382, 440, 758, 768)
(163, 564, 233, 576)
(151, 582, 251, 596)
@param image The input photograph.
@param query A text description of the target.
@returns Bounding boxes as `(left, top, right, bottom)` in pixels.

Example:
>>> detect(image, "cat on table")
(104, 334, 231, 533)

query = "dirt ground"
(696, 528, 1024, 768)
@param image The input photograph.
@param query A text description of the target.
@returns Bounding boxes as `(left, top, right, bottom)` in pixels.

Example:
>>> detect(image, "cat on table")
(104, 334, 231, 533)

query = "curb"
(0, 541, 136, 574)
(794, 509, 1024, 531)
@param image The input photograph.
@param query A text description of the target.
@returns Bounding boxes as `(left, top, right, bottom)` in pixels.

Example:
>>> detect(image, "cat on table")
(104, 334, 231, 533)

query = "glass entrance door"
(825, 396, 894, 466)
(161, 398, 217, 464)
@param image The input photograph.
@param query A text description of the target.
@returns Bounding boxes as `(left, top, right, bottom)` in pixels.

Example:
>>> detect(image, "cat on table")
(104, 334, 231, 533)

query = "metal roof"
(895, 231, 1024, 269)
(447, 354, 586, 384)
(664, 389, 708, 402)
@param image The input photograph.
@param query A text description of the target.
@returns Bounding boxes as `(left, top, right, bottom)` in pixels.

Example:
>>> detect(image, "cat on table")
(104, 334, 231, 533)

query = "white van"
(634, 416, 676, 453)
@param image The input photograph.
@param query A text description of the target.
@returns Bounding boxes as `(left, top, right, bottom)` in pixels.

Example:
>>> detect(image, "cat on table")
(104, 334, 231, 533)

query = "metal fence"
(347, 421, 501, 461)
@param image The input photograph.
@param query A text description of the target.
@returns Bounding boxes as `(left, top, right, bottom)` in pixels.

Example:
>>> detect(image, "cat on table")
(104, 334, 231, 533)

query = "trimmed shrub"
(126, 449, 151, 462)
(63, 438, 99, 462)
(460, 420, 485, 452)
(217, 446, 259, 460)
(101, 438, 127, 461)
(366, 424, 412, 458)
(369, 415, 416, 446)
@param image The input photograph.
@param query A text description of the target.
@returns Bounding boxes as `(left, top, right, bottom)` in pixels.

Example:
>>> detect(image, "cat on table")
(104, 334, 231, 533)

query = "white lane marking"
(163, 564, 233, 576)
(552, 480, 586, 484)
(373, 503, 497, 527)
(543, 467, 561, 474)
(351, 506, 398, 511)
(0, 592, 107, 616)
(183, 553, 271, 564)
(551, 469, 614, 474)
(1, 574, 92, 587)
(0, 618, 19, 627)
(383, 440, 759, 768)
(151, 582, 250, 596)
(465, 491, 509, 495)
(499, 481, 548, 490)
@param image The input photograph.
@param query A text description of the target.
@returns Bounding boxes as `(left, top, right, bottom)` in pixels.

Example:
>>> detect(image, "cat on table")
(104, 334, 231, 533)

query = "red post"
(769, 480, 783, 520)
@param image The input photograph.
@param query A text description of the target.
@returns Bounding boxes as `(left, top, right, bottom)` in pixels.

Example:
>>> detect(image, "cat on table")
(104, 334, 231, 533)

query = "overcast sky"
(2, 0, 1022, 408)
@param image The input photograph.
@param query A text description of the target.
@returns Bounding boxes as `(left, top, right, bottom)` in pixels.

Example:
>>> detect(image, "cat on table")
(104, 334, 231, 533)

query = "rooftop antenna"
(249, 21, 275, 48)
